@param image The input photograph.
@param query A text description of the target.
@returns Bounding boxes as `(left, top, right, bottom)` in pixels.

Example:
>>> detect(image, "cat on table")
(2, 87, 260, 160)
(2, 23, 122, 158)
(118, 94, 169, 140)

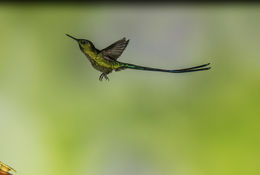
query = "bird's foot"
(99, 73, 109, 81)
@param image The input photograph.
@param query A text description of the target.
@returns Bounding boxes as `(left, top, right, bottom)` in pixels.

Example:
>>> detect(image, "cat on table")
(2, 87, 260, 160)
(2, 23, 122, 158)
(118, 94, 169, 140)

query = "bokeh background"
(0, 4, 260, 175)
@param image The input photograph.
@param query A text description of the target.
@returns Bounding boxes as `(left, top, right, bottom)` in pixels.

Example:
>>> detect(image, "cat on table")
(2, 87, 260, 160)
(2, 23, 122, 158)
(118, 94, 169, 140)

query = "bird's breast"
(85, 54, 113, 73)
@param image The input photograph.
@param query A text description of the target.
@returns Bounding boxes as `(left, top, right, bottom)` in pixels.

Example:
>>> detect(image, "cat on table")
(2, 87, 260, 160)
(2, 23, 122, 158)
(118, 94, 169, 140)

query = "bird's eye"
(81, 40, 87, 45)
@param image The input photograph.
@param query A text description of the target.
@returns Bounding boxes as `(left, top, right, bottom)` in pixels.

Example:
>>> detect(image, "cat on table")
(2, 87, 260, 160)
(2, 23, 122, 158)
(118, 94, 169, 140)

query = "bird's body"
(85, 49, 114, 73)
(66, 34, 211, 81)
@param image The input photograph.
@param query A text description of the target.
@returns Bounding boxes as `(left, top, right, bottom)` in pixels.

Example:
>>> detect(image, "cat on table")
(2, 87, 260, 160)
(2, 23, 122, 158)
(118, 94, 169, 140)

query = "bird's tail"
(120, 62, 211, 73)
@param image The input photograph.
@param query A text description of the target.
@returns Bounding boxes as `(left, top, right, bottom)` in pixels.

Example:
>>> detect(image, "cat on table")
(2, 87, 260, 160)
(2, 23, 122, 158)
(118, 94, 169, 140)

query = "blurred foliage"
(0, 5, 259, 175)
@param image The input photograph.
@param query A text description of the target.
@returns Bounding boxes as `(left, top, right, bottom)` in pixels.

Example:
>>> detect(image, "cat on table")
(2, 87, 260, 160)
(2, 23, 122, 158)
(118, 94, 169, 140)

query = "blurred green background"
(0, 4, 260, 175)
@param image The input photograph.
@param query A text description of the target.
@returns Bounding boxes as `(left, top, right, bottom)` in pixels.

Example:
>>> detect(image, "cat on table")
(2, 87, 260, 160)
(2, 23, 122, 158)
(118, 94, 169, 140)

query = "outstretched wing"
(101, 37, 129, 61)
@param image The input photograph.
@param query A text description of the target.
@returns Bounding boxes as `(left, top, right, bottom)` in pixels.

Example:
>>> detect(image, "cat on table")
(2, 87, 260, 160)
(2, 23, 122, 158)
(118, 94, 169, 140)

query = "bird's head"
(66, 34, 95, 53)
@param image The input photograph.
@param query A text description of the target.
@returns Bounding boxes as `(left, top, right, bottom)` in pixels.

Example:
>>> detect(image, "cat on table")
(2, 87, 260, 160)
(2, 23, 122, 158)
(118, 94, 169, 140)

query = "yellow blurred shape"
(0, 161, 16, 174)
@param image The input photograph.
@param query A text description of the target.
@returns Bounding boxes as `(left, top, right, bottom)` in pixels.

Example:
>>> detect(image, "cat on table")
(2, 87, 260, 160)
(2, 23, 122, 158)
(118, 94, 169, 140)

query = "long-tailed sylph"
(66, 34, 211, 81)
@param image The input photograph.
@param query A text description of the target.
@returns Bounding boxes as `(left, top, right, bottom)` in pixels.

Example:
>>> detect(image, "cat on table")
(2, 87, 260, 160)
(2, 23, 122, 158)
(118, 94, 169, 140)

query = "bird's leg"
(99, 73, 109, 81)
(104, 74, 109, 81)
(99, 74, 103, 81)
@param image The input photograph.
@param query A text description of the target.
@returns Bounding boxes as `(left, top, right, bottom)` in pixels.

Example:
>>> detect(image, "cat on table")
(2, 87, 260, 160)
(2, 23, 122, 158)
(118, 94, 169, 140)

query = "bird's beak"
(66, 34, 79, 41)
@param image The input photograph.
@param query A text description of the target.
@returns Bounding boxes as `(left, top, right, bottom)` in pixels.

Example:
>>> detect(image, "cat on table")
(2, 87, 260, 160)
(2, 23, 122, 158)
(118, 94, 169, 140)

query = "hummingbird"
(66, 34, 211, 81)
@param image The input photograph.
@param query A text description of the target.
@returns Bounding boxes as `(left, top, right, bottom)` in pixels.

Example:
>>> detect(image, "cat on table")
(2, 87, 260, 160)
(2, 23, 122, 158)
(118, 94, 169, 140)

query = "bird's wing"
(100, 37, 129, 61)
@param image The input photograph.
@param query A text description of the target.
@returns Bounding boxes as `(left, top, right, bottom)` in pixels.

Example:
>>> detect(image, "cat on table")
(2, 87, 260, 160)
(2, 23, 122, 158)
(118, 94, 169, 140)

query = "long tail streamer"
(122, 62, 211, 73)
